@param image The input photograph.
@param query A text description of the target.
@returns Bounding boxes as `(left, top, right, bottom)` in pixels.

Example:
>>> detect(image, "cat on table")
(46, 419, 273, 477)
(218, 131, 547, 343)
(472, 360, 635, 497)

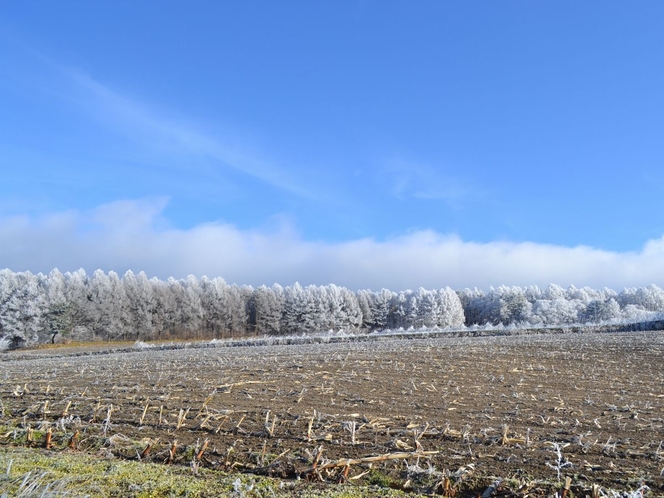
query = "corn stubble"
(0, 331, 662, 496)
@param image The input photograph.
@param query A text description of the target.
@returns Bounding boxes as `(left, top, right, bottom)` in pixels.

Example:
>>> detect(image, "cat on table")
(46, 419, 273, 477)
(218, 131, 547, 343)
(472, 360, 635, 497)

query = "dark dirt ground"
(2, 331, 663, 496)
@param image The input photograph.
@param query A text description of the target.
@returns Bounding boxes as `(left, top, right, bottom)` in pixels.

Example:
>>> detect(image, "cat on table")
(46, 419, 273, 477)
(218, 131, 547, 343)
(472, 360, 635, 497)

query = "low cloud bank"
(2, 199, 663, 291)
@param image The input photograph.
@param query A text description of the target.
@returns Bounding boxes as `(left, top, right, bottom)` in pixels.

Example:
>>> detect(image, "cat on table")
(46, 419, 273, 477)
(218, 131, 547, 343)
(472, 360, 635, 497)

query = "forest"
(1, 268, 663, 349)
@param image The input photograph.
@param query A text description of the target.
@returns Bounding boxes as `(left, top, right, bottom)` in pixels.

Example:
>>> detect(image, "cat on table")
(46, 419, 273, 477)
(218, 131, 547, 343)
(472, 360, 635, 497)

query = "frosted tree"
(64, 269, 94, 341)
(0, 270, 45, 347)
(280, 283, 301, 334)
(403, 290, 420, 328)
(475, 288, 502, 325)
(544, 284, 566, 301)
(87, 270, 129, 341)
(42, 269, 73, 344)
(180, 275, 204, 338)
(356, 290, 374, 330)
(281, 283, 309, 334)
(20, 272, 47, 344)
(414, 288, 437, 328)
(497, 286, 533, 325)
(224, 285, 251, 336)
(436, 287, 465, 327)
(580, 298, 621, 323)
(618, 288, 639, 309)
(461, 286, 534, 326)
(524, 285, 543, 303)
(302, 285, 324, 332)
(599, 287, 618, 301)
(8, 264, 664, 348)
(339, 286, 362, 330)
(566, 285, 594, 304)
(249, 285, 283, 335)
(387, 291, 408, 329)
(281, 283, 323, 334)
(44, 269, 67, 307)
(151, 278, 178, 338)
(320, 285, 340, 330)
(323, 285, 362, 331)
(616, 286, 664, 321)
(368, 289, 394, 331)
(162, 278, 188, 337)
(531, 298, 580, 325)
(620, 304, 652, 322)
(308, 285, 329, 331)
(634, 285, 664, 312)
(123, 270, 155, 340)
(457, 288, 485, 326)
(198, 276, 229, 338)
(259, 284, 286, 335)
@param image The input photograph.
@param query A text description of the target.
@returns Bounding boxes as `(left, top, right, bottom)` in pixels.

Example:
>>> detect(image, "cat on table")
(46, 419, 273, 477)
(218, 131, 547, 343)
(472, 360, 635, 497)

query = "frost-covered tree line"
(1, 268, 663, 348)
(0, 269, 463, 348)
(458, 284, 664, 327)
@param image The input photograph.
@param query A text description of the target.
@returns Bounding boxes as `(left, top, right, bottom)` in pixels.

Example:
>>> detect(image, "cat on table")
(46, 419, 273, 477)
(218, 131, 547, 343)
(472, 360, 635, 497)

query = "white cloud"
(2, 199, 664, 291)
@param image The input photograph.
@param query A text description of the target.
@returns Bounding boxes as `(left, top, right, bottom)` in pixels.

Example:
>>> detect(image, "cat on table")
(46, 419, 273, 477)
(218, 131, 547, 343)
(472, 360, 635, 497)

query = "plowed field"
(2, 331, 663, 496)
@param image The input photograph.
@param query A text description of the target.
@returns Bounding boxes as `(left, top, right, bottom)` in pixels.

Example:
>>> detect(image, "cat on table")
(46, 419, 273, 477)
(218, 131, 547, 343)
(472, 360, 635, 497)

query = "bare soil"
(2, 331, 663, 496)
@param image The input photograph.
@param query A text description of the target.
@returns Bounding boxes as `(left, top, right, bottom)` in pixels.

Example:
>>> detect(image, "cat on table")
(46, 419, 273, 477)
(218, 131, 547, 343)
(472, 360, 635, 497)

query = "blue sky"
(1, 2, 664, 290)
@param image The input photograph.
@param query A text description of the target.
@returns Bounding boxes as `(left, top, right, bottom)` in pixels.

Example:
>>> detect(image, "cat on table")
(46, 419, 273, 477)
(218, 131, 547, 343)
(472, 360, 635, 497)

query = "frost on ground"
(1, 331, 663, 497)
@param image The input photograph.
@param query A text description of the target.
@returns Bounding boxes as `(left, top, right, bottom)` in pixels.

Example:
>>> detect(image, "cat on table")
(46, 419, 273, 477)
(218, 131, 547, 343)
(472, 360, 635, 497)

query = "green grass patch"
(0, 446, 407, 497)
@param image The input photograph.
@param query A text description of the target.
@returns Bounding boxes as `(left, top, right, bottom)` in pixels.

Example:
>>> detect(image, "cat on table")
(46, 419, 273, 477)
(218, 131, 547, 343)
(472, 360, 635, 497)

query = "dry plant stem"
(259, 440, 267, 465)
(195, 414, 212, 430)
(277, 449, 290, 460)
(413, 422, 429, 450)
(62, 400, 71, 417)
(340, 465, 350, 482)
(313, 446, 323, 469)
(139, 402, 149, 425)
(167, 440, 178, 463)
(45, 427, 52, 449)
(140, 439, 154, 459)
(103, 404, 113, 434)
(440, 477, 452, 496)
(235, 415, 246, 433)
(196, 438, 209, 461)
(249, 451, 296, 476)
(266, 413, 277, 437)
(69, 430, 79, 450)
(91, 399, 101, 423)
(347, 421, 357, 445)
(140, 443, 151, 459)
(214, 415, 229, 433)
(300, 450, 439, 474)
(217, 380, 274, 392)
(349, 469, 371, 480)
(175, 407, 190, 430)
(198, 395, 213, 416)
(307, 415, 314, 441)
